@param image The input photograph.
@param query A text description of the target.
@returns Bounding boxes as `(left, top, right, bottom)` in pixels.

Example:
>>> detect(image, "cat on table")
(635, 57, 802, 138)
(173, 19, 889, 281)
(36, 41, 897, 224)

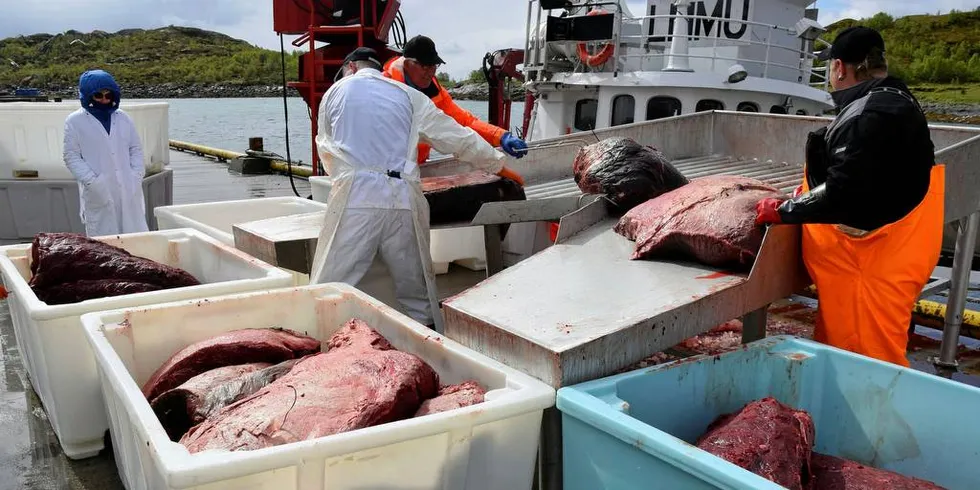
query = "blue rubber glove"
(500, 132, 528, 159)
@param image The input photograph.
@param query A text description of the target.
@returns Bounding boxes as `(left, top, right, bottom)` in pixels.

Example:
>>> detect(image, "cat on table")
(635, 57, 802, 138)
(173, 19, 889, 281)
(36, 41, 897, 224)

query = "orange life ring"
(576, 9, 615, 67)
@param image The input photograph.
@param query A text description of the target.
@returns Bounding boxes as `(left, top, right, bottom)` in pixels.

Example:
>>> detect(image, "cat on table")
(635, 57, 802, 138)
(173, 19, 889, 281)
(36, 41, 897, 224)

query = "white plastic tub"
(430, 227, 487, 273)
(154, 197, 327, 285)
(81, 284, 555, 490)
(309, 176, 331, 203)
(0, 229, 294, 459)
(0, 166, 174, 240)
(154, 197, 327, 246)
(0, 101, 170, 180)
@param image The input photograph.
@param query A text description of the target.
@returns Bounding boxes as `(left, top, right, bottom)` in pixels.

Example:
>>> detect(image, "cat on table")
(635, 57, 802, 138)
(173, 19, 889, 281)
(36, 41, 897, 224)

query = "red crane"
(273, 0, 402, 175)
(272, 0, 529, 174)
(482, 49, 534, 139)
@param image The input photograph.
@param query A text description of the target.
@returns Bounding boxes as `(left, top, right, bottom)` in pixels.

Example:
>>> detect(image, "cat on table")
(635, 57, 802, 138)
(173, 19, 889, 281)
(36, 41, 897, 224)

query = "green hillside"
(0, 26, 300, 88)
(823, 8, 980, 87)
(1, 9, 979, 102)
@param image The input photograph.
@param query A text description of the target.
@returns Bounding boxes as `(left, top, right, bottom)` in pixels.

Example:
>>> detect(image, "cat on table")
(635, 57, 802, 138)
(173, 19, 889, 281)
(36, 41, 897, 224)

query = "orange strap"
(801, 164, 945, 367)
(497, 165, 525, 186)
(384, 56, 507, 163)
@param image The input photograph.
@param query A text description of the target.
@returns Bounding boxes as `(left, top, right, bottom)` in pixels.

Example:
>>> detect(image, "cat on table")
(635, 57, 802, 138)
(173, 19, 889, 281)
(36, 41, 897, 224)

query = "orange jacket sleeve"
(433, 82, 507, 147)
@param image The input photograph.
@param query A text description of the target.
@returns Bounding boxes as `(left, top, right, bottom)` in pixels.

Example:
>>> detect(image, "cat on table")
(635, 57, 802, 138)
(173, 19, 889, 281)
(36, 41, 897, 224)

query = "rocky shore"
(13, 82, 979, 124)
(13, 81, 516, 101)
(10, 83, 295, 100)
(444, 82, 527, 101)
(447, 83, 980, 123)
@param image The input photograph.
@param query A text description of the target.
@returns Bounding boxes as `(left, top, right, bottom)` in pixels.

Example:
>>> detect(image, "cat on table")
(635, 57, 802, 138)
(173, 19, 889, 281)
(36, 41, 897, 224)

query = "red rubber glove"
(755, 198, 784, 226)
(792, 185, 804, 198)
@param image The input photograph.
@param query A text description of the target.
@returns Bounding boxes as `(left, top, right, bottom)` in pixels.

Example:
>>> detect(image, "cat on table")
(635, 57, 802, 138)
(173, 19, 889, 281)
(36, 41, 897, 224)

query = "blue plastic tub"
(556, 336, 980, 490)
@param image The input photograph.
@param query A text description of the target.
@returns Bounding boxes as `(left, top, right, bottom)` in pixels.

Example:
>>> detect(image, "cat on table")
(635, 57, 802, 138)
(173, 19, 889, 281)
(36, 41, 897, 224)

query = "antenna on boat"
(663, 0, 694, 73)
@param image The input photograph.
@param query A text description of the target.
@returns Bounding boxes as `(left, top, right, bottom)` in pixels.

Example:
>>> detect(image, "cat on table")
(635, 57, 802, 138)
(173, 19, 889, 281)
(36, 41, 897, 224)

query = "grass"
(909, 83, 980, 104)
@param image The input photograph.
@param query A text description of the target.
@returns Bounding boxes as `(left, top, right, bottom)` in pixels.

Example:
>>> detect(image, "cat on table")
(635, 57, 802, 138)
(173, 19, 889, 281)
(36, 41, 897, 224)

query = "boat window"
(611, 95, 636, 126)
(769, 105, 788, 114)
(646, 96, 682, 120)
(574, 99, 598, 131)
(737, 102, 759, 112)
(795, 109, 808, 115)
(696, 99, 725, 112)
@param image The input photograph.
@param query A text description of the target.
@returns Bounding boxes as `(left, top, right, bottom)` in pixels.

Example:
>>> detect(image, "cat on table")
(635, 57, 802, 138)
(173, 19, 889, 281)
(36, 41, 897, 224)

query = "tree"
(467, 69, 485, 84)
(866, 12, 894, 32)
(436, 71, 454, 86)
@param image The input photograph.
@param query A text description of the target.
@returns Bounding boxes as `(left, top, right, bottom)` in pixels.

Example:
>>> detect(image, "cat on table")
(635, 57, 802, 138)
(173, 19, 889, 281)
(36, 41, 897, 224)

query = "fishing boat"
(519, 0, 835, 140)
(1, 1, 979, 488)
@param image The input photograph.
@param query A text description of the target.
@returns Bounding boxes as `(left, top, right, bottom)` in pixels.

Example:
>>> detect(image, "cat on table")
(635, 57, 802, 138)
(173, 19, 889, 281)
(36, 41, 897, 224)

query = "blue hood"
(79, 70, 121, 133)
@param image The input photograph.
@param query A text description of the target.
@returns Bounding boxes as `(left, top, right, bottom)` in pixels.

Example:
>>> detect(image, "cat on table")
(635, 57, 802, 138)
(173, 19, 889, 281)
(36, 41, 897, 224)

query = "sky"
(0, 0, 977, 79)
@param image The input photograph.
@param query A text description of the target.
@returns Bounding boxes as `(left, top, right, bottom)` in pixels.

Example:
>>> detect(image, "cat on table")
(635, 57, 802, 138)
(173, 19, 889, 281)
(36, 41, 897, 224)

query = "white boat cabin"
(522, 0, 836, 141)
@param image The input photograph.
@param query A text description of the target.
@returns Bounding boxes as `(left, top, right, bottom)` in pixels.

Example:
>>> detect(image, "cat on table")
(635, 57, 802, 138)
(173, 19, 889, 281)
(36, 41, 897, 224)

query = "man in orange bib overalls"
(383, 35, 527, 185)
(755, 27, 943, 367)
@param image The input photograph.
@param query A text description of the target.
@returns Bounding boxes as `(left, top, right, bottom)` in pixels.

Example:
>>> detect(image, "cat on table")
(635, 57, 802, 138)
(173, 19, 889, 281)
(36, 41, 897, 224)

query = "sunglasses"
(92, 91, 112, 100)
(406, 58, 439, 69)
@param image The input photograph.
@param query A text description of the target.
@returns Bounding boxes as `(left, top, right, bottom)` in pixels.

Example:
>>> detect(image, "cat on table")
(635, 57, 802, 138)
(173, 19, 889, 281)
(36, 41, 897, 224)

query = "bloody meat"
(422, 171, 526, 225)
(696, 397, 815, 490)
(151, 362, 272, 441)
(810, 453, 946, 490)
(616, 175, 782, 270)
(414, 380, 487, 417)
(28, 233, 200, 291)
(142, 328, 321, 403)
(34, 279, 164, 305)
(573, 137, 688, 212)
(179, 319, 439, 453)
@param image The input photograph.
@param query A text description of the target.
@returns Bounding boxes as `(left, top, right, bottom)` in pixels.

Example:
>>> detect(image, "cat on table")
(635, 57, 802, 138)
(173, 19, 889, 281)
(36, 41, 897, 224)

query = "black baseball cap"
(817, 26, 885, 63)
(342, 47, 382, 67)
(402, 35, 445, 66)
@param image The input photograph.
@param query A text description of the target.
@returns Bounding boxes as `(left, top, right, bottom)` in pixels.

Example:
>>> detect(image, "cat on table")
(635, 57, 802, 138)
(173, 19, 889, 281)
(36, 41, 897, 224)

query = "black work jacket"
(778, 76, 935, 231)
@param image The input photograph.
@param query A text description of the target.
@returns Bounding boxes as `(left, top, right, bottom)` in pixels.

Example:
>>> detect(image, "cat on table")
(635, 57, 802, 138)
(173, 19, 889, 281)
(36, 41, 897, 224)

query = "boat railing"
(621, 14, 827, 87)
(525, 1, 829, 90)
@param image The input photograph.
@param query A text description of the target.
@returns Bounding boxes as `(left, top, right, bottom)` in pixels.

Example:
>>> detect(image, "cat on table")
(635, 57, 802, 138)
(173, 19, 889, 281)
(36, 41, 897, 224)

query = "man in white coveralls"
(309, 47, 510, 331)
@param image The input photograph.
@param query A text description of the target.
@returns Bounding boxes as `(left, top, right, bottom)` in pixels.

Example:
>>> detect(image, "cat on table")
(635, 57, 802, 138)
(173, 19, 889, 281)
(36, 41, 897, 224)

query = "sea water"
(131, 97, 525, 163)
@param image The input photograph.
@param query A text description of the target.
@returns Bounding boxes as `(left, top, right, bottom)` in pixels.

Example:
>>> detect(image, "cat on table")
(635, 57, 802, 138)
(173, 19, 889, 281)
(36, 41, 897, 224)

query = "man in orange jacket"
(383, 35, 528, 185)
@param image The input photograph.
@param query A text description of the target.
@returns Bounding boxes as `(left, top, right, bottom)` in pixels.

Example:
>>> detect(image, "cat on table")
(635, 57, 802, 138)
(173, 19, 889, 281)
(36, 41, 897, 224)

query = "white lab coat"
(310, 68, 506, 331)
(63, 108, 148, 237)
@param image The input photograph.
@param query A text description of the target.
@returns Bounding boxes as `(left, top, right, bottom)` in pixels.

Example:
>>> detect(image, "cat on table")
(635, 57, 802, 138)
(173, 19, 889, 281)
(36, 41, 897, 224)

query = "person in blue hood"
(63, 69, 149, 236)
(79, 69, 121, 134)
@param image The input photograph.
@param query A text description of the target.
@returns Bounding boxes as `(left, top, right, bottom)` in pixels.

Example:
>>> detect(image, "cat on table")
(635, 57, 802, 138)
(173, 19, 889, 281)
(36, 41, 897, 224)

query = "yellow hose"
(803, 285, 980, 334)
(914, 300, 980, 334)
(169, 140, 244, 161)
(270, 160, 313, 178)
(169, 140, 312, 178)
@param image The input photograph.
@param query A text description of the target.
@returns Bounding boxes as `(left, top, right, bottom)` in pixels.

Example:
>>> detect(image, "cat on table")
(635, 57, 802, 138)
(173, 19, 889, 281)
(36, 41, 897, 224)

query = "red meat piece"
(697, 397, 815, 490)
(811, 453, 946, 490)
(179, 319, 439, 453)
(573, 137, 688, 211)
(34, 279, 164, 305)
(150, 362, 272, 441)
(616, 175, 781, 270)
(28, 232, 200, 290)
(422, 171, 525, 225)
(142, 328, 321, 403)
(414, 380, 487, 417)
